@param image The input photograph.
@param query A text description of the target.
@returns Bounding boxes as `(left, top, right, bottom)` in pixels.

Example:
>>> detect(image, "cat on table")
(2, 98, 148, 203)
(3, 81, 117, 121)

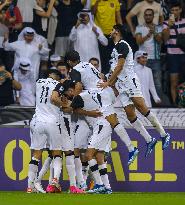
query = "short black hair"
(89, 57, 99, 64)
(113, 24, 125, 37)
(170, 1, 182, 9)
(62, 80, 76, 91)
(47, 69, 61, 77)
(66, 50, 80, 62)
(144, 8, 154, 15)
(57, 62, 69, 68)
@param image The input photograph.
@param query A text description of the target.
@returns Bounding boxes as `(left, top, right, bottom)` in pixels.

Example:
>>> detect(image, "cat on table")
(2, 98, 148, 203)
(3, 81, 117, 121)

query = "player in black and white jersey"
(61, 85, 112, 194)
(98, 24, 171, 155)
(28, 70, 85, 194)
(27, 69, 65, 193)
(66, 51, 138, 166)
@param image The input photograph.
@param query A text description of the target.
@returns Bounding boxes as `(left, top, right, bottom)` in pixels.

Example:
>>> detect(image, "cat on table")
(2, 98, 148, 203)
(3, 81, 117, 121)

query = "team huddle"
(27, 24, 171, 194)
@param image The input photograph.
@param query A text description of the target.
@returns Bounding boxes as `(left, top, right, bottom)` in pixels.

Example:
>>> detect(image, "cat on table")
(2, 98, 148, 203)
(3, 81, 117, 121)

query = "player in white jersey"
(33, 79, 85, 194)
(66, 51, 139, 166)
(98, 24, 171, 154)
(27, 69, 65, 193)
(62, 86, 112, 194)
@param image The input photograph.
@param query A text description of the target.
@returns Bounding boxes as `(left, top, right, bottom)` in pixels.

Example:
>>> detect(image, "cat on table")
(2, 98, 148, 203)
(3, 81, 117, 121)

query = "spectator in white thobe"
(14, 58, 35, 106)
(69, 9, 108, 71)
(3, 27, 49, 82)
(134, 50, 161, 107)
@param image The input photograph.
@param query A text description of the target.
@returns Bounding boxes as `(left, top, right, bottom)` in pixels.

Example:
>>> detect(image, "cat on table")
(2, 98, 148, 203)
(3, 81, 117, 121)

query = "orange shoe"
(89, 180, 95, 190)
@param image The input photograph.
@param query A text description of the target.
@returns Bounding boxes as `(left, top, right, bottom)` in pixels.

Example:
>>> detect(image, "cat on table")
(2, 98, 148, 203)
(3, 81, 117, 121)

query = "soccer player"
(66, 50, 139, 165)
(27, 69, 65, 193)
(63, 87, 112, 194)
(98, 24, 171, 153)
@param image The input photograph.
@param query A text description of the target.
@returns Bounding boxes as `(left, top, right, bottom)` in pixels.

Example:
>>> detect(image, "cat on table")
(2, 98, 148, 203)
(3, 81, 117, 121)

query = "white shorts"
(30, 118, 63, 151)
(88, 122, 112, 151)
(74, 119, 92, 149)
(116, 74, 143, 107)
(60, 114, 74, 152)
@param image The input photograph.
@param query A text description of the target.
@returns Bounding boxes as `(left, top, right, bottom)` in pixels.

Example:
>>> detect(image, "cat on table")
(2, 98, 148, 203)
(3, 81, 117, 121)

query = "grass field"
(0, 192, 185, 205)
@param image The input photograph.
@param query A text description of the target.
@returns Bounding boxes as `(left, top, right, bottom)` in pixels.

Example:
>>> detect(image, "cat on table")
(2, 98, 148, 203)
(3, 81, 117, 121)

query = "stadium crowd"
(0, 0, 185, 107)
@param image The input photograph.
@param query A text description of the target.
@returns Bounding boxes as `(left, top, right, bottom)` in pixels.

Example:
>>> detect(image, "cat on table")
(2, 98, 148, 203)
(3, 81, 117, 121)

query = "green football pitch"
(0, 192, 185, 205)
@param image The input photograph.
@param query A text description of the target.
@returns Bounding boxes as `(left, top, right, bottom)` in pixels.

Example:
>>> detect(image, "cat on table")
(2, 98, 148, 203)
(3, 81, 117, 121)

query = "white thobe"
(14, 70, 35, 106)
(69, 23, 108, 71)
(4, 39, 49, 82)
(134, 63, 160, 107)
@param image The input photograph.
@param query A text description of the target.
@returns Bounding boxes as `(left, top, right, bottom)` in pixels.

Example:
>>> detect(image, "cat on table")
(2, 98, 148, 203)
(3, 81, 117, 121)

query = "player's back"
(73, 62, 102, 90)
(35, 78, 60, 122)
(80, 90, 109, 127)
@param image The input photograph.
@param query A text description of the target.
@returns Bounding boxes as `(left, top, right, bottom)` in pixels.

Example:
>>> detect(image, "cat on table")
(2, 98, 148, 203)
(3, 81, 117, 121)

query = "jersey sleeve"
(117, 42, 129, 59)
(53, 83, 64, 96)
(71, 95, 84, 109)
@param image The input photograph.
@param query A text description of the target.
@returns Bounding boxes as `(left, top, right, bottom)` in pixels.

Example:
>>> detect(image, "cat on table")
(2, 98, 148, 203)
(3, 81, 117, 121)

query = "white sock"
(99, 163, 111, 189)
(36, 156, 52, 183)
(28, 157, 39, 188)
(49, 161, 54, 185)
(66, 155, 76, 186)
(114, 123, 134, 152)
(82, 161, 89, 182)
(53, 156, 62, 181)
(145, 111, 166, 137)
(131, 117, 152, 143)
(74, 156, 85, 186)
(88, 159, 103, 185)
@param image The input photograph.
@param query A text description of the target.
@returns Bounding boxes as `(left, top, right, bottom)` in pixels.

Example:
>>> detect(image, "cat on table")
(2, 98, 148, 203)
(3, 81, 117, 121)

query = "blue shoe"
(78, 182, 87, 191)
(128, 147, 139, 165)
(104, 188, 112, 194)
(161, 133, 171, 150)
(87, 184, 105, 194)
(145, 138, 157, 157)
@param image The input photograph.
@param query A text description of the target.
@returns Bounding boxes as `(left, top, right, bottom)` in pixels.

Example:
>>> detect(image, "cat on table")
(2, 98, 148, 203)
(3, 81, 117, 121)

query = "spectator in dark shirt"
(32, 0, 55, 38)
(55, 0, 84, 60)
(0, 62, 21, 106)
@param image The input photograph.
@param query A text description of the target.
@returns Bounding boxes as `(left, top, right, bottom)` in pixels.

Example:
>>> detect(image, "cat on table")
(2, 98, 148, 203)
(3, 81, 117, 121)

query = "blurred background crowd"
(0, 0, 185, 108)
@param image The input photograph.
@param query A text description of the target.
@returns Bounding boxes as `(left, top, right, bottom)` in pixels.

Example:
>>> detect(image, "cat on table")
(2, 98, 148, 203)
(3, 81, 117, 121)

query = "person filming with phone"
(163, 2, 185, 106)
(69, 9, 108, 71)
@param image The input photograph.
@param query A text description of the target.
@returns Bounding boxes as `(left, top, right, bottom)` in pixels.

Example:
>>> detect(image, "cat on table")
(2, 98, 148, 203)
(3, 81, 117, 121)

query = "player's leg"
(28, 120, 46, 193)
(124, 103, 157, 156)
(35, 150, 53, 193)
(86, 120, 112, 193)
(99, 87, 138, 165)
(117, 77, 158, 156)
(86, 148, 104, 188)
(64, 151, 85, 193)
(28, 150, 42, 193)
(131, 96, 171, 149)
(81, 152, 89, 182)
(105, 113, 138, 165)
(74, 148, 86, 190)
(46, 121, 63, 193)
(74, 119, 89, 189)
(96, 152, 112, 194)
